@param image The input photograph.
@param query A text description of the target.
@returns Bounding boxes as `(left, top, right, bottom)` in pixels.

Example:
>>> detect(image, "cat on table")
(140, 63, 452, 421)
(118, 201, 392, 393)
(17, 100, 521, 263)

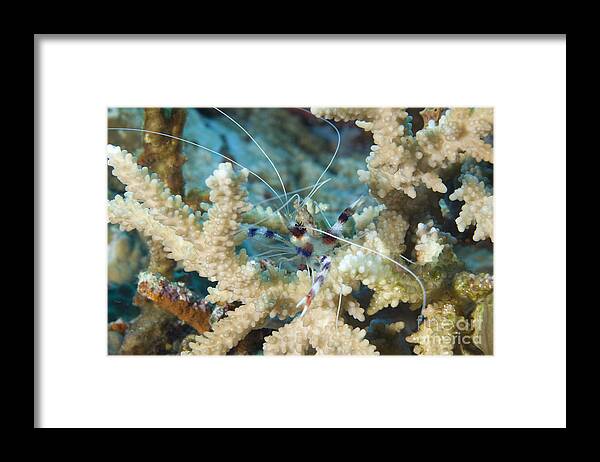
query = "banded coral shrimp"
(108, 107, 427, 333)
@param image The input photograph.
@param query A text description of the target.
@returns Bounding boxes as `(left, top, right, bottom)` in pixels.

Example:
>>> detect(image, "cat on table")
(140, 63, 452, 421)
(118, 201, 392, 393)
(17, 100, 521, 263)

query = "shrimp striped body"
(296, 256, 332, 316)
(323, 196, 365, 244)
(247, 226, 286, 243)
(244, 196, 370, 318)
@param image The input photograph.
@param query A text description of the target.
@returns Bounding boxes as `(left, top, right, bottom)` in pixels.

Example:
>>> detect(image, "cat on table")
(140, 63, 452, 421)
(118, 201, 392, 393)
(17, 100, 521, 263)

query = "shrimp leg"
(296, 255, 332, 318)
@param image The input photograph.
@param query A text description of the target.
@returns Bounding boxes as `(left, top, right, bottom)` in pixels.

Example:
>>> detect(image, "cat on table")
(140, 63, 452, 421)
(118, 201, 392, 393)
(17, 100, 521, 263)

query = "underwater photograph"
(107, 107, 494, 356)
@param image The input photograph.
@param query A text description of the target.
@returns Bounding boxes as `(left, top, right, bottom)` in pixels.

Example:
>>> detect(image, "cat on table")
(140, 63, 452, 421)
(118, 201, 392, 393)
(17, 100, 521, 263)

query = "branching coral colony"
(107, 107, 494, 355)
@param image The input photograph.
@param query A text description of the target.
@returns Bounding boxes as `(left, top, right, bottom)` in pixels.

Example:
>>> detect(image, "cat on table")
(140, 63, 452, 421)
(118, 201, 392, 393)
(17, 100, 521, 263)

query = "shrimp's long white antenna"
(253, 247, 294, 258)
(108, 127, 286, 208)
(255, 180, 330, 205)
(272, 193, 301, 222)
(297, 108, 341, 205)
(278, 255, 301, 271)
(318, 208, 333, 229)
(335, 285, 343, 329)
(213, 108, 289, 211)
(254, 251, 295, 261)
(302, 176, 333, 205)
(305, 226, 427, 317)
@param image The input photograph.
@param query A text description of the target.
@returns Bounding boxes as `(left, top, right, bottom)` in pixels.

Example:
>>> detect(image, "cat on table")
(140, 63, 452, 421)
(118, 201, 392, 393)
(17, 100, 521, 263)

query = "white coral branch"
(312, 107, 493, 201)
(108, 145, 203, 244)
(449, 174, 493, 242)
(183, 295, 273, 355)
(263, 316, 311, 355)
(107, 144, 381, 355)
(406, 302, 464, 355)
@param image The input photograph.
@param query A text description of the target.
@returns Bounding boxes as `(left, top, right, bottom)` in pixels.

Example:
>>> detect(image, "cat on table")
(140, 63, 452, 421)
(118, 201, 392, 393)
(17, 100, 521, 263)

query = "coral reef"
(138, 108, 187, 195)
(108, 108, 198, 354)
(107, 147, 377, 354)
(406, 302, 464, 355)
(107, 108, 494, 355)
(107, 225, 147, 285)
(311, 107, 494, 243)
(137, 272, 212, 334)
(449, 168, 493, 242)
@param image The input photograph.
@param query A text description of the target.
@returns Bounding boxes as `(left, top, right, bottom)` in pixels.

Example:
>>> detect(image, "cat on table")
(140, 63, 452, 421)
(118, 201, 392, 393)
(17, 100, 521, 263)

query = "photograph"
(107, 107, 494, 356)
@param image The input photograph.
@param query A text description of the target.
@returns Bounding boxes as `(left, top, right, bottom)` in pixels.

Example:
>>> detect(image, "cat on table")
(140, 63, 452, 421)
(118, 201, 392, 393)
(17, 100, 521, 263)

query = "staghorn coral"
(413, 220, 457, 265)
(107, 108, 493, 355)
(333, 217, 464, 318)
(449, 173, 493, 242)
(406, 301, 465, 355)
(404, 271, 494, 355)
(108, 108, 195, 355)
(452, 271, 494, 302)
(240, 204, 290, 235)
(107, 145, 381, 355)
(416, 108, 493, 165)
(311, 107, 493, 202)
(262, 302, 377, 355)
(183, 295, 274, 355)
(108, 143, 468, 355)
(138, 108, 188, 278)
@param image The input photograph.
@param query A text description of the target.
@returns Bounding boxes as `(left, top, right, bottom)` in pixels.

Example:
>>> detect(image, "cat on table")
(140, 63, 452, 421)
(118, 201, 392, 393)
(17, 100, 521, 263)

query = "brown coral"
(138, 108, 187, 196)
(137, 272, 212, 334)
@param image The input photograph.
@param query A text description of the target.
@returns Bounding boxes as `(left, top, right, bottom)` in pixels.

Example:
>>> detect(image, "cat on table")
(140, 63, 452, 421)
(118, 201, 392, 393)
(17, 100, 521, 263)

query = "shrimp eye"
(290, 222, 307, 238)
